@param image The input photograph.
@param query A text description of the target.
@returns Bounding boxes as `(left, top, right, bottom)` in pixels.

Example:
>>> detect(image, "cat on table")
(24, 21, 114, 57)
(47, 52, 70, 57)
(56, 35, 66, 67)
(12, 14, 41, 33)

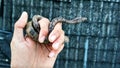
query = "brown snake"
(25, 15, 87, 44)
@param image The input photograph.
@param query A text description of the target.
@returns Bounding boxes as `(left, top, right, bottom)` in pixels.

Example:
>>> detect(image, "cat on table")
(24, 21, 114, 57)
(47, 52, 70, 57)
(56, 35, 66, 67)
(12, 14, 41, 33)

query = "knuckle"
(54, 23, 62, 30)
(57, 22, 62, 26)
(14, 20, 21, 28)
(41, 29, 48, 35)
(54, 29, 60, 35)
(53, 29, 64, 36)
(10, 39, 15, 46)
(40, 18, 50, 24)
(39, 18, 50, 29)
(14, 22, 18, 28)
(43, 29, 48, 34)
(59, 30, 65, 36)
(57, 25, 62, 30)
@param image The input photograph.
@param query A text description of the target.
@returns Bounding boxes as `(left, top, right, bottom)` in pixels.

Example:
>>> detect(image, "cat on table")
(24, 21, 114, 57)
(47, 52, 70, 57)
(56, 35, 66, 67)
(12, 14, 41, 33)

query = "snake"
(25, 15, 87, 44)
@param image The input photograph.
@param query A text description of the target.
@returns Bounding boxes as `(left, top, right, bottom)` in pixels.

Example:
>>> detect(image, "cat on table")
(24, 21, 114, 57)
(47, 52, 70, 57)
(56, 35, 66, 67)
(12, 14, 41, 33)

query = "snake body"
(26, 15, 87, 43)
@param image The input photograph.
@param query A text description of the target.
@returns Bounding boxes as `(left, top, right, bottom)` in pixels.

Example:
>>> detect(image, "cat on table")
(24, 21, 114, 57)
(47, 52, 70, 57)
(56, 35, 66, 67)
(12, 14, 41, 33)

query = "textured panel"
(0, 48, 10, 68)
(0, 31, 11, 67)
(0, 0, 120, 68)
(0, 0, 2, 30)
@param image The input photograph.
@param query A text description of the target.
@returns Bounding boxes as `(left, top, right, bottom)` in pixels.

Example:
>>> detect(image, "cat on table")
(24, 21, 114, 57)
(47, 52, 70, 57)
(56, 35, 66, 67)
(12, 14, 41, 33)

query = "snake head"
(71, 17, 87, 23)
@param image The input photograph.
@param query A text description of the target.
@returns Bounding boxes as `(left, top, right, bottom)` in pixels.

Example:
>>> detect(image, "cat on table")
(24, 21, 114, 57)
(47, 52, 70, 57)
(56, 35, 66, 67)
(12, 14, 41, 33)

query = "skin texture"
(10, 12, 65, 68)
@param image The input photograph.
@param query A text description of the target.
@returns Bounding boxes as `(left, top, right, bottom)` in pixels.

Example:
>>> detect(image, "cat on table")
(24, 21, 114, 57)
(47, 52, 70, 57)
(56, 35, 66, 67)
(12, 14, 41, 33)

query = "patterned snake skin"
(25, 15, 87, 43)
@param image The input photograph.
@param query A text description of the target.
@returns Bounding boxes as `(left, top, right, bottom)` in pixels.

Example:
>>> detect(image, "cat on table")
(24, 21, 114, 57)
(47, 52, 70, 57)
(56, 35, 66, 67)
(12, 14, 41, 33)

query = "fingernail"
(21, 12, 27, 17)
(52, 43, 59, 50)
(39, 36, 45, 43)
(19, 11, 27, 20)
(50, 35, 56, 42)
(49, 52, 55, 58)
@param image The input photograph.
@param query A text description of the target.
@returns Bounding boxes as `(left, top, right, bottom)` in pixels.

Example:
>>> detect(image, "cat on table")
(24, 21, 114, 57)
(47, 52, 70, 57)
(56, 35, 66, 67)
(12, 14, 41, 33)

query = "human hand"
(10, 12, 65, 68)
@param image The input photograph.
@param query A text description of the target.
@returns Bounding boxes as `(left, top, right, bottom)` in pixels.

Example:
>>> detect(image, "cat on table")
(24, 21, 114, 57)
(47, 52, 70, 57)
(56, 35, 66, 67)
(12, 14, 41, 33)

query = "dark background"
(0, 0, 120, 68)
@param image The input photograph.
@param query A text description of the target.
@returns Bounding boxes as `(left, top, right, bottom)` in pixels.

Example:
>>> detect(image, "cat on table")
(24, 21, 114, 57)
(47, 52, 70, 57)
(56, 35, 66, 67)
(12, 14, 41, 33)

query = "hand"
(10, 12, 65, 68)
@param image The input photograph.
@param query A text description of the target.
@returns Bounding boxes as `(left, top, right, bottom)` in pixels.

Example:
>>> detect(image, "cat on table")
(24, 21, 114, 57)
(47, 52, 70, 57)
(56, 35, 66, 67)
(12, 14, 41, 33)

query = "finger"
(49, 44, 64, 58)
(38, 18, 50, 43)
(52, 30, 65, 50)
(49, 23, 62, 42)
(56, 44, 64, 54)
(13, 11, 28, 41)
(45, 30, 64, 53)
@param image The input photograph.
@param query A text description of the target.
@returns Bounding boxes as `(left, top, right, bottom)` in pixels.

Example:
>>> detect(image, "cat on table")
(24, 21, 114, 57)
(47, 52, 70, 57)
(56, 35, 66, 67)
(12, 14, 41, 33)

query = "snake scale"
(25, 15, 87, 44)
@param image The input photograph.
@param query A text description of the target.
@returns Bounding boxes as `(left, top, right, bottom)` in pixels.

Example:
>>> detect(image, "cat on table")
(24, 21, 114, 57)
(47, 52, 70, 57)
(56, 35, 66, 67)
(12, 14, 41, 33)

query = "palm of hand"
(11, 37, 56, 68)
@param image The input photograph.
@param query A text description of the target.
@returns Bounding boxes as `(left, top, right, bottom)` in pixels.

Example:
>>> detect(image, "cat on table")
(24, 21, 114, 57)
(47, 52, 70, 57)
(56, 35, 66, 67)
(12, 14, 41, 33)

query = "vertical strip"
(59, 1, 63, 17)
(30, 0, 33, 18)
(112, 38, 118, 68)
(74, 36, 79, 68)
(65, 43, 69, 68)
(100, 1, 103, 23)
(78, 0, 83, 16)
(0, 0, 2, 30)
(116, 0, 119, 2)
(40, 0, 43, 15)
(21, 0, 24, 12)
(64, 1, 72, 68)
(97, 38, 103, 68)
(103, 38, 108, 61)
(107, 23, 110, 37)
(56, 57, 59, 68)
(109, 2, 113, 23)
(83, 37, 89, 68)
(93, 38, 98, 68)
(89, 0, 93, 22)
(12, 0, 15, 31)
(2, 0, 6, 30)
(49, 1, 53, 20)
(65, 3, 69, 68)
(68, 0, 71, 2)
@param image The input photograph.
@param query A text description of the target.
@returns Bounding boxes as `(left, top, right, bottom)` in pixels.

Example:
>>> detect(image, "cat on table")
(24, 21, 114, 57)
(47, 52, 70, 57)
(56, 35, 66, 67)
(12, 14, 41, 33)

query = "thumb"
(13, 11, 28, 41)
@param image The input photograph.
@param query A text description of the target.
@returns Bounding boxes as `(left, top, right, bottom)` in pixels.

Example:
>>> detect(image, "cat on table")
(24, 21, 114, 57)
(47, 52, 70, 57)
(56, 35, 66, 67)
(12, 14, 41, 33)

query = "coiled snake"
(25, 15, 87, 44)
